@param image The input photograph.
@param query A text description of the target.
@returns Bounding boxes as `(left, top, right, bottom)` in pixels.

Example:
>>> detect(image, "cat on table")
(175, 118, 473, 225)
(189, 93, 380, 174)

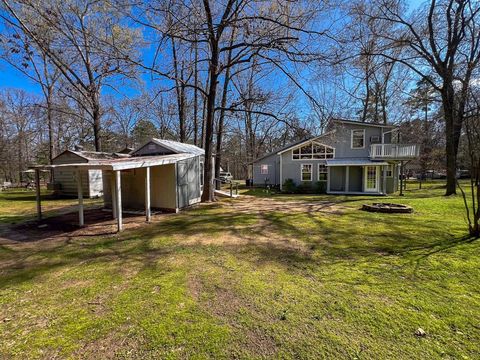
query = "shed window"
(200, 162, 204, 186)
(261, 164, 268, 174)
(318, 164, 328, 182)
(301, 164, 312, 181)
(148, 144, 156, 150)
(351, 130, 365, 149)
(292, 142, 334, 160)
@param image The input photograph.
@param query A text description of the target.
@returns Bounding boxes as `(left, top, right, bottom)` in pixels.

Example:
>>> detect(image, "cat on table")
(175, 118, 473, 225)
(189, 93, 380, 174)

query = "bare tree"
(363, 0, 480, 195)
(1, 0, 140, 151)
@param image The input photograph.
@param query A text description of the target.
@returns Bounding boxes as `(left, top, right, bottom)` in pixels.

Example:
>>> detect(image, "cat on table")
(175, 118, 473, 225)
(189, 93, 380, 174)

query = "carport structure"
(31, 153, 200, 232)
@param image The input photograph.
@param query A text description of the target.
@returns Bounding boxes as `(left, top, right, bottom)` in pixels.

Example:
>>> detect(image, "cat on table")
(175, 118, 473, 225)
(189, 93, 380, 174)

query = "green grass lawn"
(0, 182, 479, 359)
(0, 189, 101, 225)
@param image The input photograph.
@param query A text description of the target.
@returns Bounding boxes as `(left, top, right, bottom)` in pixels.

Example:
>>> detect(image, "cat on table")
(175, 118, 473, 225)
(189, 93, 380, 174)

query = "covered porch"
(325, 159, 394, 195)
(30, 154, 194, 232)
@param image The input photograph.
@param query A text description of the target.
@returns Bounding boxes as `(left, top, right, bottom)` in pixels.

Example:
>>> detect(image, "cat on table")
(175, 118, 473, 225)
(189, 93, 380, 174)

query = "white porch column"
(383, 166, 387, 194)
(110, 172, 117, 219)
(326, 166, 331, 193)
(34, 168, 42, 220)
(115, 170, 123, 232)
(145, 166, 151, 222)
(76, 169, 84, 227)
(345, 166, 350, 193)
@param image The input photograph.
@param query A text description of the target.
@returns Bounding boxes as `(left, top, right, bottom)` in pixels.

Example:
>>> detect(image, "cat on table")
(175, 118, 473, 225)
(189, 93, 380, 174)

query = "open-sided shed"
(31, 139, 205, 232)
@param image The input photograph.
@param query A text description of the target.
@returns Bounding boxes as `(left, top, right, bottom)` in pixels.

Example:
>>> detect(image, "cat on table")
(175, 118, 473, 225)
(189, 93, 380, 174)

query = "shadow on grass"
(0, 195, 477, 290)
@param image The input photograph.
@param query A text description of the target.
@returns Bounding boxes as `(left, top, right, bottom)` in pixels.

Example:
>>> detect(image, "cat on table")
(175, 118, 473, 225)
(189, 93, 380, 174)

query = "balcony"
(370, 143, 420, 160)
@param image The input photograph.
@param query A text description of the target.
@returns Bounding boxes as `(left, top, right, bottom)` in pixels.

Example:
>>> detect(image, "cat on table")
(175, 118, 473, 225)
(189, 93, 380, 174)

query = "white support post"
(76, 169, 84, 227)
(110, 172, 117, 219)
(115, 170, 123, 232)
(35, 169, 42, 220)
(145, 167, 151, 222)
(345, 166, 350, 193)
(326, 166, 331, 193)
(383, 166, 387, 194)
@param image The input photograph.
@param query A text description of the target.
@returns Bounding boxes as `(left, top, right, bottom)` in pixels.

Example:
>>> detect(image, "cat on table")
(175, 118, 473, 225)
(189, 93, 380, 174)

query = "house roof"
(326, 158, 390, 166)
(54, 149, 131, 162)
(32, 153, 196, 171)
(331, 118, 397, 128)
(150, 138, 205, 156)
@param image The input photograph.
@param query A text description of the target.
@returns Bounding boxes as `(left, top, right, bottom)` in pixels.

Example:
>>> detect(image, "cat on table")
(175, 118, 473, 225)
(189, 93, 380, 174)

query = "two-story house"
(251, 119, 420, 195)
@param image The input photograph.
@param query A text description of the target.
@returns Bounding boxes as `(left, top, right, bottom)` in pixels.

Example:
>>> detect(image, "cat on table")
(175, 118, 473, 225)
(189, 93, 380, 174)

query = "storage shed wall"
(176, 157, 201, 209)
(52, 152, 91, 197)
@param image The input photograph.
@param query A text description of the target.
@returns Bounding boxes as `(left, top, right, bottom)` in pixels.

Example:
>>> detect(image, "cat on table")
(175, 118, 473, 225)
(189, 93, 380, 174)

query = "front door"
(364, 166, 379, 192)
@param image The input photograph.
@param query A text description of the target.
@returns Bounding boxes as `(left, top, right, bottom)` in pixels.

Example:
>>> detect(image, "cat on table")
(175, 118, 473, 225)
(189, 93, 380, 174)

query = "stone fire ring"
(362, 203, 413, 214)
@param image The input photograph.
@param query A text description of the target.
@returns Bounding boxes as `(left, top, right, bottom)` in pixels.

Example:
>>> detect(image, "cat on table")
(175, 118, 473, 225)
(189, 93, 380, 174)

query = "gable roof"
(53, 149, 130, 162)
(331, 118, 397, 128)
(137, 138, 205, 156)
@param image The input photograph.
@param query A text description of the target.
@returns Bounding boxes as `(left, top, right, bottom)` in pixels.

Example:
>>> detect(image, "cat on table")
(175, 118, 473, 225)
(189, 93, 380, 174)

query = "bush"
(282, 178, 296, 193)
(296, 182, 315, 194)
(316, 181, 327, 194)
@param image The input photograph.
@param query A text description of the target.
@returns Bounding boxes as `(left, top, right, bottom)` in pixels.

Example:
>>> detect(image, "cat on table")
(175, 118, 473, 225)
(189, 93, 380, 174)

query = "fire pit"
(362, 203, 413, 214)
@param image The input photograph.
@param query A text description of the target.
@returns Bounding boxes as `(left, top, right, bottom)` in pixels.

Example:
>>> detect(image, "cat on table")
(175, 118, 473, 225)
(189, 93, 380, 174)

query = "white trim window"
(351, 129, 365, 149)
(301, 164, 313, 181)
(318, 164, 328, 182)
(260, 164, 269, 174)
(292, 142, 334, 160)
(386, 164, 393, 177)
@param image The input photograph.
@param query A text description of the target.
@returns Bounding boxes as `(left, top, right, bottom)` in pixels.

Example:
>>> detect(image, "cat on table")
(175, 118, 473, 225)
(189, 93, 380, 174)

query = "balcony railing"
(370, 143, 420, 159)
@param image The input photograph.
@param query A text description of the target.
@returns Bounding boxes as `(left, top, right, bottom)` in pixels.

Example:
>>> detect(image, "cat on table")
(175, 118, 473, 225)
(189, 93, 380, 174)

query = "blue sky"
(0, 0, 425, 100)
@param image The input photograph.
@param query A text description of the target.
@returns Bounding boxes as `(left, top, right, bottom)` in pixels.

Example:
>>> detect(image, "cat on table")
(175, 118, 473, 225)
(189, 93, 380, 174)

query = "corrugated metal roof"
(326, 158, 390, 166)
(32, 153, 196, 171)
(151, 138, 205, 155)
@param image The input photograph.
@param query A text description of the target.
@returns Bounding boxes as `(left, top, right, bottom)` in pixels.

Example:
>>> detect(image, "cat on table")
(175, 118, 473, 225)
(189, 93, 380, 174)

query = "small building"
(51, 149, 129, 198)
(251, 119, 420, 195)
(32, 138, 206, 232)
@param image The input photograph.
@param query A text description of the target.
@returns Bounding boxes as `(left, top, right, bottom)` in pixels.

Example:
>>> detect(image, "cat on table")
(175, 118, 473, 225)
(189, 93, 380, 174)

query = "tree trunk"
(193, 40, 199, 146)
(442, 86, 460, 196)
(46, 86, 54, 182)
(201, 46, 219, 202)
(214, 29, 235, 183)
(92, 91, 102, 152)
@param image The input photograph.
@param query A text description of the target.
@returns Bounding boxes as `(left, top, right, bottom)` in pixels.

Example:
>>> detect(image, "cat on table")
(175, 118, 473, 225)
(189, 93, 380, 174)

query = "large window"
(301, 164, 312, 181)
(318, 164, 328, 182)
(351, 129, 365, 149)
(261, 164, 268, 174)
(292, 142, 334, 160)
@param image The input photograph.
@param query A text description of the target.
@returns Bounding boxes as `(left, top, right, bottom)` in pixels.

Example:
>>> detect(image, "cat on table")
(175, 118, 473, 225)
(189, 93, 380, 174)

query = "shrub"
(296, 182, 315, 194)
(282, 178, 296, 193)
(316, 181, 327, 194)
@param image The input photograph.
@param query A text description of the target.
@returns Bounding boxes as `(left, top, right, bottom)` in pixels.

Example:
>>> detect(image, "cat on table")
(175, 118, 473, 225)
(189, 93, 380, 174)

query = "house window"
(301, 164, 312, 181)
(318, 164, 328, 182)
(351, 129, 365, 149)
(261, 164, 268, 174)
(292, 142, 334, 160)
(386, 164, 393, 177)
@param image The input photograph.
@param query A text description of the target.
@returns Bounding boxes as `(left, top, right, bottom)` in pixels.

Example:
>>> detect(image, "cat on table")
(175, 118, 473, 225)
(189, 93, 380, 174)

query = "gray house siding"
(252, 153, 280, 186)
(251, 121, 405, 195)
(281, 151, 329, 185)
